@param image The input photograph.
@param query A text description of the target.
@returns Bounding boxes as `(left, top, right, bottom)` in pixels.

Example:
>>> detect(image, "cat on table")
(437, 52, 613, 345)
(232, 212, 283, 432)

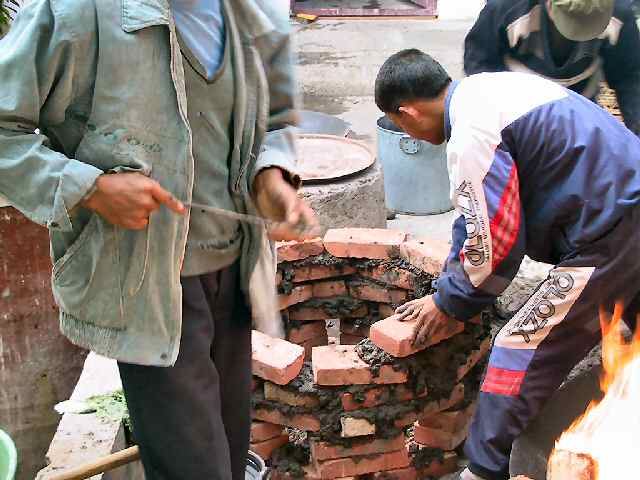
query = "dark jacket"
(464, 0, 640, 135)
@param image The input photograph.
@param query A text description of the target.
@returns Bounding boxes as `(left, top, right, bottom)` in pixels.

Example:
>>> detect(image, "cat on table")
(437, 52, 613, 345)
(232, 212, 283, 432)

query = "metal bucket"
(376, 116, 453, 215)
(246, 451, 268, 480)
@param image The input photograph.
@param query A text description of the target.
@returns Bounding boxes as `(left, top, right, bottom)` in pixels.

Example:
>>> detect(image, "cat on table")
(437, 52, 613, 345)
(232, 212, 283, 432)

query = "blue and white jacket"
(433, 72, 640, 321)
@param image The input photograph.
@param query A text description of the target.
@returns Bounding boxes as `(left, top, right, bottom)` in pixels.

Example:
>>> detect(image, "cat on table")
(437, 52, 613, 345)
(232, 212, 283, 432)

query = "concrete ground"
(293, 14, 557, 297)
(293, 17, 471, 242)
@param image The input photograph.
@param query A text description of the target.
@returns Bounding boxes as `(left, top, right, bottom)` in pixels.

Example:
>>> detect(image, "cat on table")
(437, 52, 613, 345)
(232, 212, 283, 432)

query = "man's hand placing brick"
(395, 295, 454, 347)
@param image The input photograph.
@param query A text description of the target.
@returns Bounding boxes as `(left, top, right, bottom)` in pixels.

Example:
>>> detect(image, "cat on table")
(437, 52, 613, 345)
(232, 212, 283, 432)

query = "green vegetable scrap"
(87, 389, 131, 430)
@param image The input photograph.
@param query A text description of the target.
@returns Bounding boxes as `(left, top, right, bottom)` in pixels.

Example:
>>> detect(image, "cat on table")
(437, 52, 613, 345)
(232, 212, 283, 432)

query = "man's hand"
(82, 173, 185, 230)
(253, 167, 319, 241)
(395, 295, 456, 347)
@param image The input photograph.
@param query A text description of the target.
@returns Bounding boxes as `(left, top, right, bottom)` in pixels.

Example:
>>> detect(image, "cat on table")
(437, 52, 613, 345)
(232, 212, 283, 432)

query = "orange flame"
(552, 303, 640, 479)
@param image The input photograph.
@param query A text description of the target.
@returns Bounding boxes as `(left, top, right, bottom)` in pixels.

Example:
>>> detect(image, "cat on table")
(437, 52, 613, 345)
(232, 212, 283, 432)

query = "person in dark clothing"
(464, 0, 640, 135)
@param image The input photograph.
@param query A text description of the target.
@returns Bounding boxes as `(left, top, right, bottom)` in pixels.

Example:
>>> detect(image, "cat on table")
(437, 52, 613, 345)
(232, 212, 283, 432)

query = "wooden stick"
(547, 449, 597, 480)
(47, 446, 140, 480)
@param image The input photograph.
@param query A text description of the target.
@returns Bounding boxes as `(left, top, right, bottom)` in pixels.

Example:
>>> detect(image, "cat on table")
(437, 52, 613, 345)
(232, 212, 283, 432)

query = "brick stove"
(250, 228, 492, 479)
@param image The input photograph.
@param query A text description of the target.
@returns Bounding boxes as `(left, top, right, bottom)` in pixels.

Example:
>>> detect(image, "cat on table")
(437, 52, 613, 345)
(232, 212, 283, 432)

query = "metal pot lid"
(297, 134, 375, 183)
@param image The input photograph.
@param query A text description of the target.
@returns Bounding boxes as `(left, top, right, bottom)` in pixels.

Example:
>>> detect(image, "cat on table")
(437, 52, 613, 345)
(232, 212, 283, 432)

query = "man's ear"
(398, 105, 419, 120)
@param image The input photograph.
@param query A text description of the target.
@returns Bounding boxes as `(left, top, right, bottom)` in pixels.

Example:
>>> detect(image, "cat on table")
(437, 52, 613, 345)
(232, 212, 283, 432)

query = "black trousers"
(118, 263, 252, 480)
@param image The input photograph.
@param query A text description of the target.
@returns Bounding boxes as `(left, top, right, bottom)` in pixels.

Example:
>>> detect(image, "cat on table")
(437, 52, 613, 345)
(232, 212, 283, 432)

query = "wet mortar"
(266, 250, 494, 475)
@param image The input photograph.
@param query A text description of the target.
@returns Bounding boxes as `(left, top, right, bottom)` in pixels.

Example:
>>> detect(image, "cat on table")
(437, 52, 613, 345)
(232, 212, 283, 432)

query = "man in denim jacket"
(0, 0, 316, 478)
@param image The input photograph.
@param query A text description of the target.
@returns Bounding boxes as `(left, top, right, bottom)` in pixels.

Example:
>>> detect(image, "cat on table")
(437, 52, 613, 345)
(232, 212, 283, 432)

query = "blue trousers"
(465, 207, 640, 480)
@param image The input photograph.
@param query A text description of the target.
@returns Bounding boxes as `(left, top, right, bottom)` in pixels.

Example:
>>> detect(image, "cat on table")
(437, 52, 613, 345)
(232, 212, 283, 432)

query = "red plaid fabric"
(481, 366, 526, 396)
(490, 167, 521, 270)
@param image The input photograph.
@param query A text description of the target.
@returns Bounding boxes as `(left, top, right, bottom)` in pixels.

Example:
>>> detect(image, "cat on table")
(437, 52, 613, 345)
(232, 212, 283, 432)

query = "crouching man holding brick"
(375, 49, 640, 480)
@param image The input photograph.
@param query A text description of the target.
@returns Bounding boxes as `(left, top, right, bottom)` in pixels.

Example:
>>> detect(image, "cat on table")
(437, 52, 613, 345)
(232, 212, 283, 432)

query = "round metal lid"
(297, 134, 375, 183)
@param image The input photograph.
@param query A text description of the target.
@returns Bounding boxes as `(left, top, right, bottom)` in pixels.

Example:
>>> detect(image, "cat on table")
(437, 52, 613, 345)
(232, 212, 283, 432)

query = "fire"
(552, 303, 640, 479)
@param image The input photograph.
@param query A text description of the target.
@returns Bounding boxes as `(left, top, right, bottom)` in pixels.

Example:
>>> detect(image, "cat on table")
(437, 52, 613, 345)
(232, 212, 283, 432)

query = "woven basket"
(597, 83, 624, 122)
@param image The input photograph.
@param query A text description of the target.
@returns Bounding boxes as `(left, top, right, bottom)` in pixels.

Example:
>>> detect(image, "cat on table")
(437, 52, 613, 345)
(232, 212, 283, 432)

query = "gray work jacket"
(0, 0, 299, 366)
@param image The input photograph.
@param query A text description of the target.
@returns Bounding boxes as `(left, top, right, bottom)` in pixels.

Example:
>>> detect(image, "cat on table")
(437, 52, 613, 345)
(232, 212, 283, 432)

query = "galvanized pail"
(376, 116, 452, 215)
(246, 451, 268, 480)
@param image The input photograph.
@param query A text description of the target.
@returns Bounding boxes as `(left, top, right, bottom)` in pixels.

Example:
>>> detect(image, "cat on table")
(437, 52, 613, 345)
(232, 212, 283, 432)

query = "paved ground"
(298, 0, 424, 11)
(293, 16, 556, 283)
(293, 17, 471, 241)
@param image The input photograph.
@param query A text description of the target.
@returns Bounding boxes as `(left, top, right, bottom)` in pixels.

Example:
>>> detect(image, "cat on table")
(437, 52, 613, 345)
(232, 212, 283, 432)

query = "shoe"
(439, 467, 488, 480)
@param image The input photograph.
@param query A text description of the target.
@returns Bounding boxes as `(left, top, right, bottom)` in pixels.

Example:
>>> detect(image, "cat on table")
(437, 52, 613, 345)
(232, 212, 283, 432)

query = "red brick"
(341, 417, 376, 438)
(287, 321, 327, 344)
(251, 434, 289, 460)
(369, 314, 464, 358)
(456, 335, 492, 381)
(345, 305, 369, 318)
(270, 466, 322, 480)
(399, 238, 450, 275)
(341, 385, 427, 412)
(370, 454, 458, 479)
(264, 382, 320, 408)
(253, 407, 321, 432)
(252, 331, 305, 385)
(288, 306, 332, 321)
(413, 422, 469, 450)
(250, 421, 284, 443)
(395, 384, 465, 428)
(419, 402, 476, 433)
(339, 333, 366, 345)
(468, 314, 482, 325)
(301, 335, 329, 360)
(288, 304, 368, 322)
(370, 466, 418, 480)
(277, 237, 325, 262)
(417, 451, 458, 478)
(315, 449, 411, 479)
(379, 304, 397, 319)
(313, 280, 348, 298)
(323, 228, 408, 260)
(293, 264, 357, 283)
(311, 434, 405, 461)
(417, 383, 466, 423)
(312, 345, 408, 386)
(348, 282, 408, 304)
(394, 411, 418, 429)
(278, 285, 313, 310)
(361, 265, 417, 290)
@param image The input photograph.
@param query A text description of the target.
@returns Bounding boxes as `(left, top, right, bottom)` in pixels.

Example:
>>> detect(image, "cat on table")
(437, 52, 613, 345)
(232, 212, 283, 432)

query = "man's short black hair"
(375, 49, 451, 113)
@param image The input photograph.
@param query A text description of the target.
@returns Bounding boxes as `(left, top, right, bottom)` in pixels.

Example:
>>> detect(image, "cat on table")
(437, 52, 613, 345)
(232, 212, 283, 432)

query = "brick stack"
(249, 228, 492, 479)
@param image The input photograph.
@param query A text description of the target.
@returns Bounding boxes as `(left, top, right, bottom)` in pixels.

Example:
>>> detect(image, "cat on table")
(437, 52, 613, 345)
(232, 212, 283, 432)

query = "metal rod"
(187, 202, 277, 228)
(187, 202, 325, 236)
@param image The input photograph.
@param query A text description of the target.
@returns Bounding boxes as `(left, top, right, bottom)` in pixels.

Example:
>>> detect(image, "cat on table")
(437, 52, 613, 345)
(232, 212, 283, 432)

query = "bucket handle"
(399, 136, 421, 155)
